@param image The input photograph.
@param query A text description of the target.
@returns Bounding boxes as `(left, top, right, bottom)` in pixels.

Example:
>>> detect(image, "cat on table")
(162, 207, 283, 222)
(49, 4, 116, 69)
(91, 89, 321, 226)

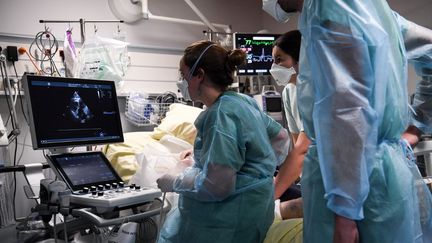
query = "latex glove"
(156, 174, 176, 192)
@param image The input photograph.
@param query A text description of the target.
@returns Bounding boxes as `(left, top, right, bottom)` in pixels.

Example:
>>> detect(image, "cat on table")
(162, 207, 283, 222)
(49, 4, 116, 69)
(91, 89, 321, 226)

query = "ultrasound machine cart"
(19, 74, 170, 242)
(44, 151, 170, 241)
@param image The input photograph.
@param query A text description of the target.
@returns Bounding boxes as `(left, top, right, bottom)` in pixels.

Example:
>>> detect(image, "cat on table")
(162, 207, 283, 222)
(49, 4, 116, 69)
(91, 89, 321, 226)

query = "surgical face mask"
(262, 0, 295, 23)
(270, 63, 296, 86)
(177, 78, 191, 101)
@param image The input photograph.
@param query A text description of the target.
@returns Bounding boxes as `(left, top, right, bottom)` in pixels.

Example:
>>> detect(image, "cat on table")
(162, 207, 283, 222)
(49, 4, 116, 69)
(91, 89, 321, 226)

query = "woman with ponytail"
(156, 40, 291, 243)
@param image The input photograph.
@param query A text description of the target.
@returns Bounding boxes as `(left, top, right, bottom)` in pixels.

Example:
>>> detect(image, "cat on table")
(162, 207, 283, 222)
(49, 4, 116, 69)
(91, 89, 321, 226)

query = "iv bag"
(74, 35, 129, 90)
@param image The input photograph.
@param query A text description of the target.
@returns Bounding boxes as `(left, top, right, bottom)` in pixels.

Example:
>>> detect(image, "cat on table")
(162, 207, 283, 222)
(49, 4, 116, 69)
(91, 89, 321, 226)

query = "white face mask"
(177, 79, 191, 101)
(270, 63, 296, 86)
(262, 0, 295, 23)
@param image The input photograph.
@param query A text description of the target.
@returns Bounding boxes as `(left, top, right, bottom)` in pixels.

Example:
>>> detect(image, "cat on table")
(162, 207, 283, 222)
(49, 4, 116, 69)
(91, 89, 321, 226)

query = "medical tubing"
(29, 29, 60, 75)
(19, 47, 41, 74)
(12, 62, 29, 125)
(158, 192, 166, 229)
(0, 57, 19, 130)
(156, 192, 167, 242)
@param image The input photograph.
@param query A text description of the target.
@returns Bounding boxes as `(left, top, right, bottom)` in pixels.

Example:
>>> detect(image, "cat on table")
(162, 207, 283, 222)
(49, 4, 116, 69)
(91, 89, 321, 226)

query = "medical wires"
(11, 63, 31, 167)
(18, 47, 41, 75)
(0, 53, 20, 221)
(29, 27, 61, 76)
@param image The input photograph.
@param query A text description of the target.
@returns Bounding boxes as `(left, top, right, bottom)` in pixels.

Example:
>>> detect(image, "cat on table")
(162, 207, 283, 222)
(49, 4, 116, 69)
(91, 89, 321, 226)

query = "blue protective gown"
(295, 0, 432, 242)
(158, 91, 282, 243)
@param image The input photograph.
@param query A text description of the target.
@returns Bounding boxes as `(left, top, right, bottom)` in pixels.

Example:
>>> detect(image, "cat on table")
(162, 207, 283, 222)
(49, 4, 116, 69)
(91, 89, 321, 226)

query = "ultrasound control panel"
(46, 152, 162, 209)
(70, 183, 162, 208)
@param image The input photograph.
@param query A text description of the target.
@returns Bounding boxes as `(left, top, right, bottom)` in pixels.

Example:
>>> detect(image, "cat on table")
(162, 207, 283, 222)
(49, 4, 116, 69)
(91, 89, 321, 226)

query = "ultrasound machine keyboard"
(46, 152, 162, 209)
(70, 183, 162, 208)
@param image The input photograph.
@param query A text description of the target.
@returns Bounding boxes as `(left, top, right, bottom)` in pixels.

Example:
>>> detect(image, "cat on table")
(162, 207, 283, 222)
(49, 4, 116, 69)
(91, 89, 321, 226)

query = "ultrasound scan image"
(64, 91, 94, 123)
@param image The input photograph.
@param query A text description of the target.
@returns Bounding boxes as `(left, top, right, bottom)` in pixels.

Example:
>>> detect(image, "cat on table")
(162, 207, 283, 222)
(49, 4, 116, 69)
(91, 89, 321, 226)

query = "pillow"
(151, 103, 203, 145)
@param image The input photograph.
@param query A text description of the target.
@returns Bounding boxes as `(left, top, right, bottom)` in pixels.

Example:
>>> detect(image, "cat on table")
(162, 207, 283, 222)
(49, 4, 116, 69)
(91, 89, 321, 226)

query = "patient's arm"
(274, 132, 310, 199)
(280, 197, 303, 219)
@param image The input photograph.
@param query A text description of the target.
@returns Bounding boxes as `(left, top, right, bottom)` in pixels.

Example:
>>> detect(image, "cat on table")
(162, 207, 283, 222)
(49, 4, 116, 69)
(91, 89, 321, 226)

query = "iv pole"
(39, 19, 124, 43)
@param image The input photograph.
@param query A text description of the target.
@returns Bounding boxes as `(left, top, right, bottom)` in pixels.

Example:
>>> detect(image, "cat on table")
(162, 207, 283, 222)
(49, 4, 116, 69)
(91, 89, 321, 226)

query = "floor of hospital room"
(0, 224, 97, 243)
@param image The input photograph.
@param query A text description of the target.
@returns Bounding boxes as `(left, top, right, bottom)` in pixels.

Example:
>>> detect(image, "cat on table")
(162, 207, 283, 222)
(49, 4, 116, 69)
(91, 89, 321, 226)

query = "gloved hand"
(156, 174, 177, 192)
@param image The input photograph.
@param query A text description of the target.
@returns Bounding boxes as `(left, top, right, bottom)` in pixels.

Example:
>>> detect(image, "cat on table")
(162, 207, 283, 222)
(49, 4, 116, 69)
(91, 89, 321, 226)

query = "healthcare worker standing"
(156, 40, 290, 243)
(270, 30, 310, 200)
(263, 0, 432, 242)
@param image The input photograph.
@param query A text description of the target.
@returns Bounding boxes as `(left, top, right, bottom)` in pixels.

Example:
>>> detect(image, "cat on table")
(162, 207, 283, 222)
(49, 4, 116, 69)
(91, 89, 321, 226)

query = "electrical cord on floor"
(63, 215, 68, 243)
(53, 214, 58, 243)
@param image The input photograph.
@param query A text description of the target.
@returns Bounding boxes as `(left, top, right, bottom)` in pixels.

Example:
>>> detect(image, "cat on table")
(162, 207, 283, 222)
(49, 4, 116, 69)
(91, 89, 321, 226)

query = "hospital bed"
(103, 103, 304, 243)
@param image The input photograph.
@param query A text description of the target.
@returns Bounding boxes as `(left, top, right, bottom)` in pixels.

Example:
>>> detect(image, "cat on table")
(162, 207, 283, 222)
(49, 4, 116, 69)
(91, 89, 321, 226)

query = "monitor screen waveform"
(233, 33, 280, 76)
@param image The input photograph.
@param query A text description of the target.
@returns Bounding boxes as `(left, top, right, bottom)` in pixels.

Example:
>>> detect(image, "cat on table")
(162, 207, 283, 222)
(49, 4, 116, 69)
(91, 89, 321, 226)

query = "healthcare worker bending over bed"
(156, 40, 290, 243)
(263, 0, 432, 242)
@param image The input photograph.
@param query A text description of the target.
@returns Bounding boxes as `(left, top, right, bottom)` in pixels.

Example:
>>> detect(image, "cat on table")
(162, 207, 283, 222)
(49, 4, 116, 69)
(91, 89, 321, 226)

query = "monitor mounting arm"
(109, 0, 231, 33)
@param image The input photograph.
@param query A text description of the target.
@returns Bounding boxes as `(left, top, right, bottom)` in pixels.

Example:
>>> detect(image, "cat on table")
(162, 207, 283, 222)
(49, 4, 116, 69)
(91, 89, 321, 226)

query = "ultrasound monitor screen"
(233, 33, 280, 76)
(23, 75, 124, 149)
(48, 152, 122, 191)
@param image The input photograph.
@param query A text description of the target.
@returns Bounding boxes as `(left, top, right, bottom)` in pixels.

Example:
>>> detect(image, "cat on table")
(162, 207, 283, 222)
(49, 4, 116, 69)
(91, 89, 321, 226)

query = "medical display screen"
(233, 33, 280, 76)
(23, 75, 124, 149)
(265, 97, 282, 112)
(48, 152, 122, 191)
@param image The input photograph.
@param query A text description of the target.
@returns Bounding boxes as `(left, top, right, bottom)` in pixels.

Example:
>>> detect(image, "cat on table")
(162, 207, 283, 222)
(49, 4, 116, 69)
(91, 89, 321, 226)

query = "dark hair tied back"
(226, 49, 246, 73)
(183, 40, 247, 90)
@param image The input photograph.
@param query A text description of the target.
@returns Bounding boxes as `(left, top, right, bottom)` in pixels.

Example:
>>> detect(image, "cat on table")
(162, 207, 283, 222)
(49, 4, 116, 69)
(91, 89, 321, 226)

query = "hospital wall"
(0, 0, 288, 219)
(0, 0, 425, 218)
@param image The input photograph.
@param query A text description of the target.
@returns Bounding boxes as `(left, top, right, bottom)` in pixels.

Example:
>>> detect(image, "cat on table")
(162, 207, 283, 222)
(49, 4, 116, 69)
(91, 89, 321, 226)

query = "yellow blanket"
(264, 218, 303, 243)
(103, 131, 157, 182)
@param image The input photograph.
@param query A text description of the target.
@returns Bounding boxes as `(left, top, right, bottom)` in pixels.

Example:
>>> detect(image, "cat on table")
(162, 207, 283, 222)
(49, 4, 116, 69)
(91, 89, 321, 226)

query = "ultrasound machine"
(21, 74, 167, 241)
